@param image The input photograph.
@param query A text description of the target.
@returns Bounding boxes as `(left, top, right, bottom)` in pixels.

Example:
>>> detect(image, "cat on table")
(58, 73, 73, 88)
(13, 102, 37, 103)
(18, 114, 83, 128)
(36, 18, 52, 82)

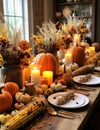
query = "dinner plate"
(73, 75, 100, 85)
(94, 66, 100, 71)
(47, 92, 89, 109)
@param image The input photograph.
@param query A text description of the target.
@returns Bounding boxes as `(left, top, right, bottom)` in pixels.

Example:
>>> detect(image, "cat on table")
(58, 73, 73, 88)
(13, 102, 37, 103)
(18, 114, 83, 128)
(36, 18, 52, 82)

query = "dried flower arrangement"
(0, 12, 33, 66)
(32, 16, 89, 56)
(31, 21, 69, 55)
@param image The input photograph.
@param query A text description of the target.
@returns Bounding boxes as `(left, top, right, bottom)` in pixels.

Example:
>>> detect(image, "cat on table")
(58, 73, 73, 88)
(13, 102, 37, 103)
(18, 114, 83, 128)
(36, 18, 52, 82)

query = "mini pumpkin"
(35, 86, 44, 95)
(50, 81, 66, 91)
(0, 89, 13, 113)
(15, 91, 31, 104)
(34, 53, 59, 75)
(0, 113, 12, 124)
(14, 102, 25, 110)
(11, 110, 19, 117)
(4, 82, 19, 98)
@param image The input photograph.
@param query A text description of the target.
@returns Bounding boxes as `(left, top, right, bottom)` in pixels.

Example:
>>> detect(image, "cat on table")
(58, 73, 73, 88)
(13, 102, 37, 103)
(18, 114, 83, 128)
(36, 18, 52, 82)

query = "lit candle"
(65, 52, 72, 65)
(31, 67, 40, 85)
(74, 34, 81, 46)
(42, 71, 53, 85)
(89, 47, 95, 55)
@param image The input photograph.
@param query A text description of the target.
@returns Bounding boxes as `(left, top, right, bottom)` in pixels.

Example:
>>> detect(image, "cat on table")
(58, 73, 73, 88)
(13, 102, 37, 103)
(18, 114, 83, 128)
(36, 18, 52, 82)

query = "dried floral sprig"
(37, 20, 59, 44)
(0, 10, 22, 47)
(62, 16, 89, 36)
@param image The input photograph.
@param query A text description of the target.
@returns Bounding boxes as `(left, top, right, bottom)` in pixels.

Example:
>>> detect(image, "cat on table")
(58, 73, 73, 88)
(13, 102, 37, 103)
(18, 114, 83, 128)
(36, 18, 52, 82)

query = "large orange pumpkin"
(72, 46, 85, 66)
(34, 53, 58, 75)
(4, 82, 19, 98)
(0, 89, 13, 113)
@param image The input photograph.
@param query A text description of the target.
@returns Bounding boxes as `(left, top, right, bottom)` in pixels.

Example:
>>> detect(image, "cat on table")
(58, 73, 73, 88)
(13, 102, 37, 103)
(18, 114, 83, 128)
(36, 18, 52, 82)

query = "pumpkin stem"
(23, 89, 26, 94)
(55, 80, 58, 84)
(64, 64, 66, 73)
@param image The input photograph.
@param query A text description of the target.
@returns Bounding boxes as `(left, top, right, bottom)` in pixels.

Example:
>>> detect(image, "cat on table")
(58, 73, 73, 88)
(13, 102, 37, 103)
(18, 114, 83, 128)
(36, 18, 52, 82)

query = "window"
(3, 0, 29, 41)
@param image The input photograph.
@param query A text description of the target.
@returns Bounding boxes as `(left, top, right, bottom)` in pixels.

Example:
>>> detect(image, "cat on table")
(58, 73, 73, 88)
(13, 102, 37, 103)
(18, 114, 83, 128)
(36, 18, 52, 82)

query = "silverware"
(74, 85, 96, 91)
(47, 104, 75, 119)
(74, 89, 90, 96)
(58, 110, 78, 118)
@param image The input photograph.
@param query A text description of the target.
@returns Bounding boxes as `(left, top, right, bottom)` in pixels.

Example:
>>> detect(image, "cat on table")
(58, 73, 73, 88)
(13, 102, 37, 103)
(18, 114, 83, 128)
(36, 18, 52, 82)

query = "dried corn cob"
(1, 100, 46, 130)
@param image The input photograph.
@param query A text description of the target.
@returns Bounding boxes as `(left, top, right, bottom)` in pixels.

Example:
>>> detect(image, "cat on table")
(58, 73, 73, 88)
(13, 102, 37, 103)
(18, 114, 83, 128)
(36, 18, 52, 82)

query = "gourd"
(11, 110, 19, 117)
(85, 52, 100, 65)
(72, 46, 85, 66)
(0, 89, 13, 113)
(14, 102, 25, 110)
(35, 84, 48, 95)
(50, 81, 66, 91)
(1, 99, 46, 130)
(72, 64, 95, 76)
(4, 82, 19, 98)
(0, 113, 12, 124)
(15, 91, 31, 104)
(34, 53, 58, 75)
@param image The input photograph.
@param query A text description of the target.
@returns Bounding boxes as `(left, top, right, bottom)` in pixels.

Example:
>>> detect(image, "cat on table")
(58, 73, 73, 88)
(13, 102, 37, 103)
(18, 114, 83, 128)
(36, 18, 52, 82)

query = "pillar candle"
(89, 47, 95, 55)
(42, 71, 53, 85)
(31, 67, 40, 85)
(74, 34, 81, 46)
(65, 52, 72, 65)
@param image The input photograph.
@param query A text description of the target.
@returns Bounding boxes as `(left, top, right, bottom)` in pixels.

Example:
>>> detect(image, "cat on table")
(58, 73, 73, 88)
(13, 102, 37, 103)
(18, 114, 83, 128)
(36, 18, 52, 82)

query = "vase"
(0, 65, 24, 89)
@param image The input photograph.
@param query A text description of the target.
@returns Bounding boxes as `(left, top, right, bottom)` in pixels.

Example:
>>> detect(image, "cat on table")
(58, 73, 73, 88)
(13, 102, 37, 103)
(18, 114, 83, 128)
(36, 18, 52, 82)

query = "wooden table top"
(21, 86, 100, 130)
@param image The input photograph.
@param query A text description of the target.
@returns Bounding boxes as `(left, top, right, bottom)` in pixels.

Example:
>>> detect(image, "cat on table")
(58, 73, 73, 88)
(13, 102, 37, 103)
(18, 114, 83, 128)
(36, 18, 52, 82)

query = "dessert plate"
(47, 92, 89, 109)
(73, 75, 100, 85)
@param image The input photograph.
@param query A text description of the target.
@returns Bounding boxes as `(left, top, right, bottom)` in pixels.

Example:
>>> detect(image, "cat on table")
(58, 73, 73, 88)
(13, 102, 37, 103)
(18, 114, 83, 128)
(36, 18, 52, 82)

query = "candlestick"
(65, 52, 72, 65)
(31, 67, 40, 85)
(42, 71, 53, 85)
(89, 47, 95, 55)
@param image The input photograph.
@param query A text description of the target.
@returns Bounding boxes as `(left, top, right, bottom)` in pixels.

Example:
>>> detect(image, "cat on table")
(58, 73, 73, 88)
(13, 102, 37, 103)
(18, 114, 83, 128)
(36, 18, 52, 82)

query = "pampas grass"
(0, 10, 22, 46)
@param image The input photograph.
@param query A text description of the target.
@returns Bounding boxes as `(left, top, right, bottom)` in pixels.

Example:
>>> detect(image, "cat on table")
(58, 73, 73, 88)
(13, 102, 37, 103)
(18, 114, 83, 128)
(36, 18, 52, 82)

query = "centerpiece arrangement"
(1, 11, 100, 130)
(0, 24, 33, 88)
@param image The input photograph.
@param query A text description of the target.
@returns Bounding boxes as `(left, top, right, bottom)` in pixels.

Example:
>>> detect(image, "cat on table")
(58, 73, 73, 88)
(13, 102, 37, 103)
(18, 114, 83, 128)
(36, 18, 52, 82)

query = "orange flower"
(18, 40, 30, 51)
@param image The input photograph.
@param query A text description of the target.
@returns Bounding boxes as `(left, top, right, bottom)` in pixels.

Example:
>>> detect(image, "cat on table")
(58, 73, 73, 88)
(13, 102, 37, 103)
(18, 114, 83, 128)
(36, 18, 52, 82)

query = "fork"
(47, 104, 75, 119)
(74, 85, 96, 91)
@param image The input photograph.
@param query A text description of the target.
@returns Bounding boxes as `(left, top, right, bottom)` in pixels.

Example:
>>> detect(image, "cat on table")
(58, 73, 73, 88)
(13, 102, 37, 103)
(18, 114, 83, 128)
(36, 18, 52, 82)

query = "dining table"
(20, 74, 100, 130)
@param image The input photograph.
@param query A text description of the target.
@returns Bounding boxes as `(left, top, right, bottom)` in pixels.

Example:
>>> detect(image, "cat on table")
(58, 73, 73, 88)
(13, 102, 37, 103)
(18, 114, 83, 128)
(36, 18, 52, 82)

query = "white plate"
(47, 92, 89, 109)
(94, 66, 100, 71)
(73, 75, 100, 85)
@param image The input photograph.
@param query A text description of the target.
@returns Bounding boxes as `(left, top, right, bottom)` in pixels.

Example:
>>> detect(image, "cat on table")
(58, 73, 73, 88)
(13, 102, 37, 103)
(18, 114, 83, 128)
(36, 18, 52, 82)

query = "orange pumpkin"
(34, 53, 58, 75)
(0, 89, 13, 113)
(72, 46, 85, 66)
(4, 82, 19, 98)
